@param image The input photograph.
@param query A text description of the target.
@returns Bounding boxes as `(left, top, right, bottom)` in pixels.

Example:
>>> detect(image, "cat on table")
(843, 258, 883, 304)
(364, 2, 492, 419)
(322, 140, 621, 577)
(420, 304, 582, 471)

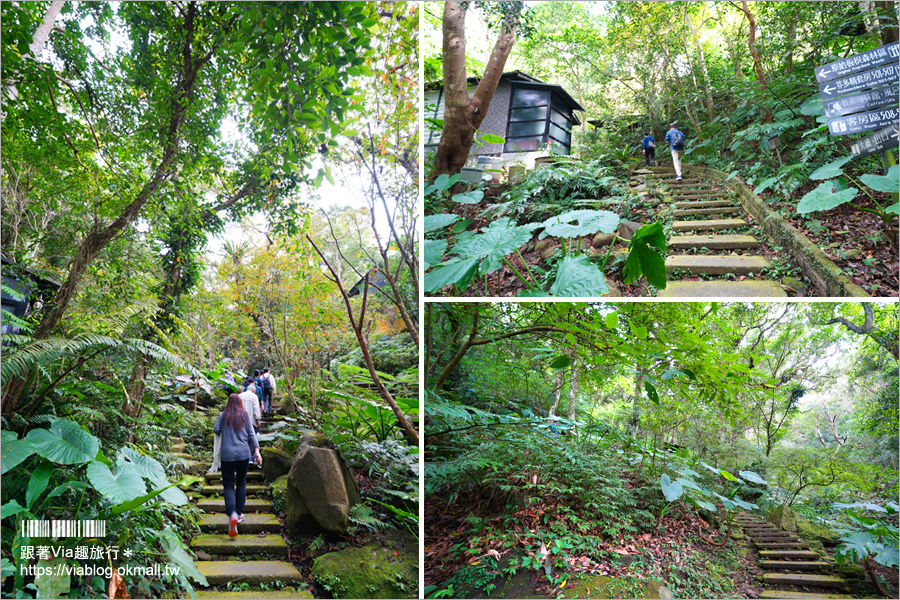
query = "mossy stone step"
(760, 573, 846, 589)
(205, 471, 265, 482)
(672, 218, 747, 232)
(669, 193, 721, 200)
(674, 200, 734, 208)
(170, 452, 193, 460)
(196, 591, 312, 600)
(200, 484, 268, 496)
(674, 206, 742, 217)
(760, 560, 831, 571)
(198, 513, 280, 534)
(197, 561, 302, 586)
(657, 280, 786, 297)
(759, 550, 822, 560)
(749, 534, 797, 542)
(759, 591, 852, 599)
(669, 234, 759, 250)
(196, 497, 272, 513)
(170, 443, 187, 453)
(190, 533, 287, 556)
(169, 437, 184, 445)
(665, 255, 771, 275)
(754, 540, 810, 549)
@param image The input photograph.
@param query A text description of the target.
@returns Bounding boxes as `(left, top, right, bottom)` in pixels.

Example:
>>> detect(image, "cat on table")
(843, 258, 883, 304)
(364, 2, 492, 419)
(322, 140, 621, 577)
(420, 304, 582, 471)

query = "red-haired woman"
(214, 393, 262, 537)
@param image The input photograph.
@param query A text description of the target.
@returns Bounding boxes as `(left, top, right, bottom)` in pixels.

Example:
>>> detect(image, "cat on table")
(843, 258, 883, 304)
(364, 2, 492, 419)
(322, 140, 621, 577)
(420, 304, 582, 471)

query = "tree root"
(863, 555, 890, 597)
(698, 514, 735, 547)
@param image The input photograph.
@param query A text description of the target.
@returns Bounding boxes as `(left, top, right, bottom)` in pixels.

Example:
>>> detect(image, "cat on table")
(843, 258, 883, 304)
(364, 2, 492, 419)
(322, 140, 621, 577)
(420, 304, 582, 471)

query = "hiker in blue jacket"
(665, 123, 686, 180)
(641, 132, 656, 166)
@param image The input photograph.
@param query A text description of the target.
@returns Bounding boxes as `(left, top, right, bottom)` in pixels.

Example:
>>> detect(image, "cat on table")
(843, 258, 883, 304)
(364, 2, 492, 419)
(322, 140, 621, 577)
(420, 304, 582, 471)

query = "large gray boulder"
(260, 447, 293, 482)
(285, 433, 361, 536)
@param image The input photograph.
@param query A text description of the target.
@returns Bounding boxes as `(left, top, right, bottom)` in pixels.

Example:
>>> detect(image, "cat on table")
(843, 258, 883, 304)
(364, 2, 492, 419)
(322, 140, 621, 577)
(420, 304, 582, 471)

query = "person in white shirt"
(261, 368, 276, 414)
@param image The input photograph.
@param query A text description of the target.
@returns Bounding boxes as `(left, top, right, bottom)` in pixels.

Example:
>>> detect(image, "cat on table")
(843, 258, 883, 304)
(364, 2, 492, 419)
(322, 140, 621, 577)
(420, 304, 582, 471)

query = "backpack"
(670, 130, 685, 151)
(262, 374, 273, 390)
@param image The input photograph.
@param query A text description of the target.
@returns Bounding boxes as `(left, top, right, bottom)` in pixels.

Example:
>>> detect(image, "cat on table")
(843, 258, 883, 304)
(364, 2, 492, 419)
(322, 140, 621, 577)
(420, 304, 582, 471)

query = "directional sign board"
(851, 123, 900, 158)
(818, 62, 899, 99)
(815, 41, 899, 83)
(823, 83, 899, 117)
(827, 105, 900, 136)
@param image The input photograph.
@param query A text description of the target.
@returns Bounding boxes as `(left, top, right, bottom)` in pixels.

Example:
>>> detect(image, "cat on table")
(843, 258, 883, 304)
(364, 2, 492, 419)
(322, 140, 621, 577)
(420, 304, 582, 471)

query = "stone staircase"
(735, 513, 851, 599)
(168, 418, 312, 599)
(634, 166, 787, 297)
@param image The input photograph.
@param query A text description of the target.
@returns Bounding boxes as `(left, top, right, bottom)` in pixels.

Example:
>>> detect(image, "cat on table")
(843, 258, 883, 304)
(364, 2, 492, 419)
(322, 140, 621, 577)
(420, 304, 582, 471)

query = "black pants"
(263, 387, 274, 412)
(221, 459, 249, 516)
(644, 147, 655, 165)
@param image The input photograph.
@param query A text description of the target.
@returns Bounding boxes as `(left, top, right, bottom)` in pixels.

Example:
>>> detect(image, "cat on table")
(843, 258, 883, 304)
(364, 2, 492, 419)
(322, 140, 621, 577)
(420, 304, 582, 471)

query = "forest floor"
(424, 484, 749, 599)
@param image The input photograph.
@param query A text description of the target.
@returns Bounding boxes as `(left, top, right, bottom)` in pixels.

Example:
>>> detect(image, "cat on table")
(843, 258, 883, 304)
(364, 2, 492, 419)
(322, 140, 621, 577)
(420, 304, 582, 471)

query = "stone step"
(674, 200, 734, 208)
(170, 452, 193, 460)
(760, 560, 831, 571)
(196, 592, 312, 600)
(749, 534, 798, 542)
(759, 551, 822, 560)
(200, 484, 268, 496)
(196, 498, 273, 513)
(657, 280, 787, 298)
(170, 443, 187, 453)
(665, 255, 771, 275)
(672, 218, 747, 232)
(760, 573, 846, 589)
(190, 533, 288, 556)
(206, 471, 265, 482)
(668, 234, 759, 250)
(197, 561, 303, 586)
(669, 193, 722, 200)
(169, 437, 184, 445)
(754, 540, 810, 549)
(674, 206, 742, 217)
(759, 591, 852, 599)
(199, 513, 281, 534)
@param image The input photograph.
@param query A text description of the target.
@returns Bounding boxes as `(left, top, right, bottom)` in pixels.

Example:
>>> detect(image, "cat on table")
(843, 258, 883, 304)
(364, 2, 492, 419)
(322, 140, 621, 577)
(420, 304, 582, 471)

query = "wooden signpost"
(817, 62, 899, 99)
(814, 41, 899, 83)
(823, 83, 899, 118)
(827, 105, 900, 136)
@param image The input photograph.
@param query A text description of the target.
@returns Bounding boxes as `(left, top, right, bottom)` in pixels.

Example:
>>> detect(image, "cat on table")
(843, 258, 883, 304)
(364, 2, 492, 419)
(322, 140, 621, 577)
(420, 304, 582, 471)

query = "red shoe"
(229, 512, 238, 538)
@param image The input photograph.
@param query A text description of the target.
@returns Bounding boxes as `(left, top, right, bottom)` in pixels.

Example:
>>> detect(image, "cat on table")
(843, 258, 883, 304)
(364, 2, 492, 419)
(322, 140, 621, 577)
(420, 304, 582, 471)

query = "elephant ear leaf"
(26, 420, 99, 465)
(87, 461, 146, 504)
(660, 474, 684, 503)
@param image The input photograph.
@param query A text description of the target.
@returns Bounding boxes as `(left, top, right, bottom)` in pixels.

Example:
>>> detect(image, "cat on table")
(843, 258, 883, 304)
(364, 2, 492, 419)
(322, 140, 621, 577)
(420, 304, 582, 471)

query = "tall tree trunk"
(740, 1, 768, 88)
(548, 369, 564, 417)
(431, 1, 521, 180)
(566, 354, 578, 421)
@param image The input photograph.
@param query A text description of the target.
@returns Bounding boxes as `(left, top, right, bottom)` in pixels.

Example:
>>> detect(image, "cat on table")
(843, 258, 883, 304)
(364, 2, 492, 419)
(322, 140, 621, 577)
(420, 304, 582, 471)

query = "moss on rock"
(270, 474, 288, 514)
(796, 516, 841, 546)
(311, 529, 417, 598)
(261, 447, 293, 482)
(566, 575, 672, 599)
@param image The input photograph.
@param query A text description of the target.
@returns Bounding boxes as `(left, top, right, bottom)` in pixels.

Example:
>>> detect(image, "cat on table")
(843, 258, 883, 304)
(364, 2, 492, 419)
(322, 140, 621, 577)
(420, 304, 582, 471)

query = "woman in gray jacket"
(214, 393, 263, 537)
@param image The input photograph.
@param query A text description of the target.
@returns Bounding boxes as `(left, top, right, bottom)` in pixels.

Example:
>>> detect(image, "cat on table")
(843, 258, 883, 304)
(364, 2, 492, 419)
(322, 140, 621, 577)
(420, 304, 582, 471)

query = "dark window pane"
(510, 106, 549, 122)
(551, 95, 571, 116)
(549, 124, 571, 146)
(511, 87, 550, 108)
(550, 109, 571, 130)
(508, 121, 547, 137)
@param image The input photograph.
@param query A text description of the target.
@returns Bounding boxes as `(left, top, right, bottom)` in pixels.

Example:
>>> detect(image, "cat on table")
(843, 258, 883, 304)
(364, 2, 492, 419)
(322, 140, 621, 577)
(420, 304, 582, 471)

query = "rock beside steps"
(735, 513, 852, 600)
(635, 166, 786, 298)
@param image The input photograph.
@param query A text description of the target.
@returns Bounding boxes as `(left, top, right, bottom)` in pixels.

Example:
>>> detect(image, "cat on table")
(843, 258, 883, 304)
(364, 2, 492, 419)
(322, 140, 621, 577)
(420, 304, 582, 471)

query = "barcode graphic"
(21, 520, 106, 538)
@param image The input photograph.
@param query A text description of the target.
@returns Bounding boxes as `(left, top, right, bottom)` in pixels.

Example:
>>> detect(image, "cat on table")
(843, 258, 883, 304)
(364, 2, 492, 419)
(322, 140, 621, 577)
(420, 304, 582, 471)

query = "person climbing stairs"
(634, 166, 788, 297)
(735, 512, 852, 599)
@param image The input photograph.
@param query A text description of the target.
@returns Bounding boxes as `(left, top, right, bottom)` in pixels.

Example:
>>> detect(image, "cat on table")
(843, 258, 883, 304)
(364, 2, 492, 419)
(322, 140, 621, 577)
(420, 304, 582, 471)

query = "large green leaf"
(604, 311, 618, 329)
(809, 156, 854, 180)
(452, 190, 484, 204)
(797, 180, 858, 214)
(622, 223, 667, 289)
(644, 381, 659, 404)
(117, 447, 188, 506)
(549, 355, 573, 369)
(424, 259, 480, 293)
(660, 473, 683, 503)
(424, 213, 459, 233)
(875, 546, 899, 568)
(1, 431, 34, 475)
(26, 462, 53, 509)
(424, 173, 461, 196)
(159, 528, 208, 586)
(107, 476, 202, 516)
(34, 558, 69, 600)
(839, 531, 875, 561)
(424, 239, 448, 270)
(539, 209, 619, 240)
(87, 460, 146, 504)
(26, 420, 99, 465)
(455, 219, 536, 276)
(0, 500, 27, 519)
(549, 255, 609, 297)
(675, 477, 707, 495)
(738, 470, 768, 485)
(859, 164, 899, 193)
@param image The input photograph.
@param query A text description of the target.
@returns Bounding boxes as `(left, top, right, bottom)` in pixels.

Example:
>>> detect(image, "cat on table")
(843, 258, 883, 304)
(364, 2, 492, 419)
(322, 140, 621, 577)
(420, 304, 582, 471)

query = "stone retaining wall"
(689, 165, 869, 297)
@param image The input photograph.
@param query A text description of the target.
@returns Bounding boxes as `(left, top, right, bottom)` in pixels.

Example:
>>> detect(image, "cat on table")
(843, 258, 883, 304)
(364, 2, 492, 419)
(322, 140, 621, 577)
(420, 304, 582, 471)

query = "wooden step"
(754, 540, 810, 549)
(760, 560, 831, 572)
(672, 218, 747, 232)
(206, 471, 265, 482)
(674, 207, 741, 217)
(196, 498, 273, 513)
(665, 255, 771, 275)
(759, 591, 852, 599)
(668, 234, 759, 250)
(657, 280, 786, 298)
(198, 513, 281, 534)
(197, 561, 303, 586)
(191, 533, 288, 556)
(200, 484, 268, 496)
(759, 551, 822, 560)
(760, 573, 846, 589)
(674, 200, 734, 208)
